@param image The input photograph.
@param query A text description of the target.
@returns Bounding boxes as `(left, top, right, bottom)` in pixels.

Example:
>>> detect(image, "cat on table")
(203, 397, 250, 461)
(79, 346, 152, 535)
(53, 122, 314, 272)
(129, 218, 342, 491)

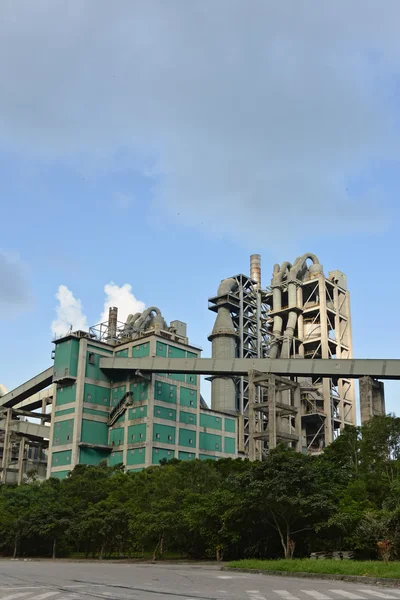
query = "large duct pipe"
(209, 278, 238, 413)
(250, 254, 261, 289)
(282, 254, 323, 358)
(108, 307, 118, 340)
(269, 262, 292, 358)
(134, 306, 163, 331)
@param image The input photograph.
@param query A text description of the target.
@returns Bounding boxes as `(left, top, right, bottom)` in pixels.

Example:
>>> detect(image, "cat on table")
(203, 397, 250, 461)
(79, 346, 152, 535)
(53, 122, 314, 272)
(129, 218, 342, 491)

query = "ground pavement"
(0, 561, 398, 600)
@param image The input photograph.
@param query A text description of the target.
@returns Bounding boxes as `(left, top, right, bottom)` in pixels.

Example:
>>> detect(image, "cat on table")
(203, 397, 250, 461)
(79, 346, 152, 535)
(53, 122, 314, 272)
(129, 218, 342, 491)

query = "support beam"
(0, 368, 53, 408)
(100, 357, 400, 380)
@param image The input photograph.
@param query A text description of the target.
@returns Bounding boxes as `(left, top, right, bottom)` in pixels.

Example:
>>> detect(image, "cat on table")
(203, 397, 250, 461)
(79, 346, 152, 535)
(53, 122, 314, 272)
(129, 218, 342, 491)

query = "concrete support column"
(247, 371, 257, 461)
(71, 338, 88, 469)
(268, 375, 277, 451)
(359, 376, 385, 424)
(17, 438, 25, 485)
(1, 408, 12, 484)
(293, 385, 302, 451)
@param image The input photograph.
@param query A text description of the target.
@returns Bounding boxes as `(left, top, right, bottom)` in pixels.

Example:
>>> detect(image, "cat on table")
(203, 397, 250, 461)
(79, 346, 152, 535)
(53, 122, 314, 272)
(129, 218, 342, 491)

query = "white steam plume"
(51, 285, 88, 337)
(100, 283, 145, 325)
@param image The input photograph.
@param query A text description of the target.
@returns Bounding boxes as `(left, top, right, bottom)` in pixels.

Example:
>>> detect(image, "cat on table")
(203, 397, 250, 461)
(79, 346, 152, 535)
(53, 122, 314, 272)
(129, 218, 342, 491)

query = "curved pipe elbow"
(217, 277, 238, 296)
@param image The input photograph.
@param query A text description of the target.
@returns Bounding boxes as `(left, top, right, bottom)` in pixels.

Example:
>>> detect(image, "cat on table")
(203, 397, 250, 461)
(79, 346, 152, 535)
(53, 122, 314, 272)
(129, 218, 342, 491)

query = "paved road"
(0, 561, 397, 600)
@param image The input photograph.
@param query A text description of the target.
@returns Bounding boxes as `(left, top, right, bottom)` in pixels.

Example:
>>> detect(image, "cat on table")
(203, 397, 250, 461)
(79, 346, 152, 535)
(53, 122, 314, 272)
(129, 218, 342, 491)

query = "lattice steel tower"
(208, 253, 356, 456)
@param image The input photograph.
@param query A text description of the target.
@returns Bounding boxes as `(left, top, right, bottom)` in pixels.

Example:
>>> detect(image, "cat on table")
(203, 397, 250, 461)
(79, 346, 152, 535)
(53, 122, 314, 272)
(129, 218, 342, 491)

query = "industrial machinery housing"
(0, 253, 387, 482)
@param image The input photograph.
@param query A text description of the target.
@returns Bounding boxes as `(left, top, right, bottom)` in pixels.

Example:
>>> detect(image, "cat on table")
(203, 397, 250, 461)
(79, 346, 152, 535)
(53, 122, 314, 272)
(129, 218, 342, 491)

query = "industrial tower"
(208, 253, 357, 456)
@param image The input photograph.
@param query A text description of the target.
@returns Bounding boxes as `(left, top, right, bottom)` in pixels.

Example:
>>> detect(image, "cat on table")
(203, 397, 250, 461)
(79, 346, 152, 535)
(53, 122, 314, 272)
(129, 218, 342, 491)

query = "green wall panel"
(132, 342, 150, 357)
(110, 427, 124, 446)
(53, 419, 74, 446)
(55, 384, 76, 406)
(169, 373, 185, 382)
(81, 419, 109, 446)
(224, 418, 236, 433)
(85, 351, 110, 382)
(128, 405, 147, 420)
(178, 428, 196, 448)
(168, 346, 186, 358)
(50, 470, 70, 480)
(178, 451, 195, 461)
(127, 447, 146, 465)
(83, 407, 109, 417)
(179, 411, 197, 425)
(109, 451, 124, 466)
(200, 413, 222, 431)
(180, 387, 197, 408)
(129, 381, 149, 402)
(84, 383, 110, 407)
(224, 436, 236, 454)
(199, 454, 217, 461)
(127, 423, 146, 443)
(153, 423, 175, 444)
(199, 432, 222, 451)
(156, 342, 167, 357)
(54, 338, 79, 380)
(51, 450, 72, 467)
(152, 447, 175, 464)
(154, 405, 176, 421)
(79, 448, 110, 465)
(55, 407, 75, 417)
(154, 381, 177, 404)
(111, 385, 126, 407)
(115, 348, 129, 357)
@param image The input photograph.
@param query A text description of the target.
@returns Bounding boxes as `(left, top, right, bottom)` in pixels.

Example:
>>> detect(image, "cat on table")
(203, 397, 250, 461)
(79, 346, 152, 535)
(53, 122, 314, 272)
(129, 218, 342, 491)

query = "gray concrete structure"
(359, 376, 386, 424)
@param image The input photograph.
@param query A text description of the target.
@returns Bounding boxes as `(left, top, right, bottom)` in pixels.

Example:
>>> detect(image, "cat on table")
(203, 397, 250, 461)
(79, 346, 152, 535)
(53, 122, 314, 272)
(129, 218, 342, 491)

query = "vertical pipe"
(108, 307, 118, 340)
(250, 254, 261, 288)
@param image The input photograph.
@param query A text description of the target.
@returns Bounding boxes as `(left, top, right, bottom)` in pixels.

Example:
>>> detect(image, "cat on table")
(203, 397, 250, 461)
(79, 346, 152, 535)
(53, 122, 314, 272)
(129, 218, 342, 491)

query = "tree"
(237, 448, 334, 559)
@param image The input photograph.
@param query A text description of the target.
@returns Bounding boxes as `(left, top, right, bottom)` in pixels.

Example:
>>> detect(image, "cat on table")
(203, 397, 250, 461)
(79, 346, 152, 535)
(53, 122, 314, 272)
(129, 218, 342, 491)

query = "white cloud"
(51, 285, 88, 337)
(1, 1, 400, 241)
(100, 283, 145, 325)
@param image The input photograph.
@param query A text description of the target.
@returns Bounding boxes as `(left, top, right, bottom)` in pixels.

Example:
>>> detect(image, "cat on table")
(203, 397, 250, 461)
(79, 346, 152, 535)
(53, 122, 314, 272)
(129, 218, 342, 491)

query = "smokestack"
(108, 306, 118, 340)
(250, 254, 261, 288)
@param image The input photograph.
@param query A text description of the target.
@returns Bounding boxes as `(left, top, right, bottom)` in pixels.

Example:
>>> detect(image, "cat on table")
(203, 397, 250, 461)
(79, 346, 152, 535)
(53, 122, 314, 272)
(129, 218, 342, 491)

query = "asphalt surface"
(0, 561, 398, 600)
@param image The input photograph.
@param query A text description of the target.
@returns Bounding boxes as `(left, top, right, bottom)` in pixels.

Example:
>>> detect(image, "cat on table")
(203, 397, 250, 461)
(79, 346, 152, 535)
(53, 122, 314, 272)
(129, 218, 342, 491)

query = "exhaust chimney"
(250, 254, 261, 288)
(108, 306, 118, 340)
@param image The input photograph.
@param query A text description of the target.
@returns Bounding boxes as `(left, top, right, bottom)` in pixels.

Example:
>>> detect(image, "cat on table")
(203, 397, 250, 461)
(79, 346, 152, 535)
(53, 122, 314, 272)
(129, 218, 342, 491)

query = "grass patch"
(227, 559, 400, 579)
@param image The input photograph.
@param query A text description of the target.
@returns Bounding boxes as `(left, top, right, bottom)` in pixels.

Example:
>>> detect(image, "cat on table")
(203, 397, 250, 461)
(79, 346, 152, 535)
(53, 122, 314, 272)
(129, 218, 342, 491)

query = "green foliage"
(0, 415, 399, 561)
(228, 558, 400, 578)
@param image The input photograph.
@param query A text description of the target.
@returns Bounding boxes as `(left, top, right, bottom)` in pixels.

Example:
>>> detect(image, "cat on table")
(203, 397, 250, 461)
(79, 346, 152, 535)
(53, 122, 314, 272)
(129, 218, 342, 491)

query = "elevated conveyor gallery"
(99, 357, 400, 380)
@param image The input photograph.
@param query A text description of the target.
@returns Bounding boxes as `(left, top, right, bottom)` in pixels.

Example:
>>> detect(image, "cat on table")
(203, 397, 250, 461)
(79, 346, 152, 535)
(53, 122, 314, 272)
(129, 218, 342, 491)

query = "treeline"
(1, 415, 400, 562)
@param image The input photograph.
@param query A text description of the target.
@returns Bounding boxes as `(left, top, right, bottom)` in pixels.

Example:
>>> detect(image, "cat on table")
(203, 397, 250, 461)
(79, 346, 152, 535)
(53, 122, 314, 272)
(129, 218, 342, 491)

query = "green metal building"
(48, 310, 238, 479)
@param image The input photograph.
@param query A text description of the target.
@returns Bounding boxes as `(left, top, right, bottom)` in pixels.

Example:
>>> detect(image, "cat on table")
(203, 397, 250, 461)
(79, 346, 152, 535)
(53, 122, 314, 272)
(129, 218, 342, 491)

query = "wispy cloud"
(51, 285, 88, 337)
(0, 251, 31, 313)
(1, 1, 399, 241)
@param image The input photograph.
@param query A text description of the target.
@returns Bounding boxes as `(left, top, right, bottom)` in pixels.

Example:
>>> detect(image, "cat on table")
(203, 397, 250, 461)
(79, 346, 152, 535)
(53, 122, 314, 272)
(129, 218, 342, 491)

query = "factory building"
(48, 309, 238, 479)
(0, 252, 386, 483)
(208, 253, 357, 458)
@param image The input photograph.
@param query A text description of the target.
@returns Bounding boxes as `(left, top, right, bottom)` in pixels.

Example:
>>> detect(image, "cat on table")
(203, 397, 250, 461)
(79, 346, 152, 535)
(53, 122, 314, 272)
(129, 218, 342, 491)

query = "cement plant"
(0, 253, 390, 483)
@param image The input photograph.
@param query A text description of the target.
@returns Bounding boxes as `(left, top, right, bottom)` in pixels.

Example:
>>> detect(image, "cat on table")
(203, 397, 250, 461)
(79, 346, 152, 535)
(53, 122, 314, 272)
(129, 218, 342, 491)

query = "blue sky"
(1, 1, 400, 415)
